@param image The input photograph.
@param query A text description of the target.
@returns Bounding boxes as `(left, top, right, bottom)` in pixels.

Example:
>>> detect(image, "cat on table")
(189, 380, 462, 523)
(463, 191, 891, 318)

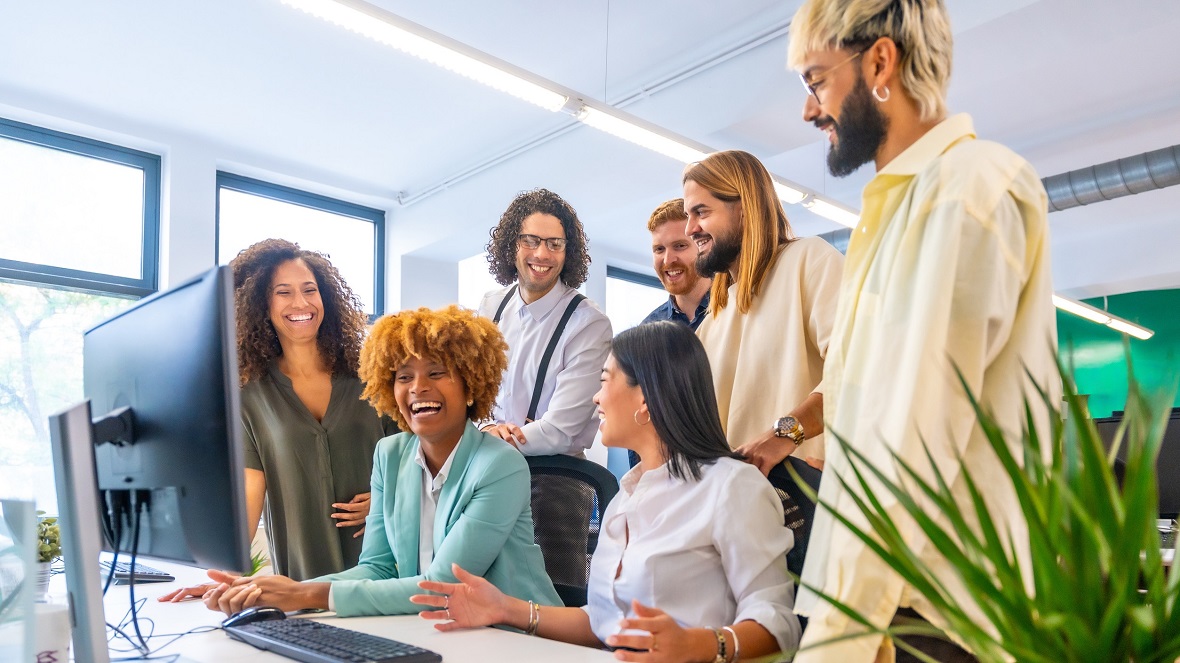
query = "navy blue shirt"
(640, 290, 711, 330)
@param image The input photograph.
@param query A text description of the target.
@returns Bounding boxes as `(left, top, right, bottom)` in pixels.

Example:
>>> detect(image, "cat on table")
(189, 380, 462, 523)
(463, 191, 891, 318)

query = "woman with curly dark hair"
(200, 305, 561, 618)
(164, 239, 395, 593)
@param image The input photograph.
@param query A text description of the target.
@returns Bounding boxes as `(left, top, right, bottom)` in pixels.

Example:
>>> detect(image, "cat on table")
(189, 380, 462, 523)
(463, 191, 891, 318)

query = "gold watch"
(773, 415, 805, 445)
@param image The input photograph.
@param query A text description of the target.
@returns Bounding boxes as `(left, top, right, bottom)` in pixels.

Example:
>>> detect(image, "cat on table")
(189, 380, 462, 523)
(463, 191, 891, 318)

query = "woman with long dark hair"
(411, 321, 800, 661)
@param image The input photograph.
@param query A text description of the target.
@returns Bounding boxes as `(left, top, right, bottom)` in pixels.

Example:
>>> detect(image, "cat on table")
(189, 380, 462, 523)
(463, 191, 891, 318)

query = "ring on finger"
(444, 595, 450, 610)
(445, 608, 451, 621)
(651, 635, 658, 652)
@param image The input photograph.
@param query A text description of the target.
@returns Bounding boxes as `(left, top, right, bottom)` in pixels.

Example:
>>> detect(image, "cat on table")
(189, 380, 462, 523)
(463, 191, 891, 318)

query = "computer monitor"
(49, 265, 250, 663)
(1094, 407, 1180, 520)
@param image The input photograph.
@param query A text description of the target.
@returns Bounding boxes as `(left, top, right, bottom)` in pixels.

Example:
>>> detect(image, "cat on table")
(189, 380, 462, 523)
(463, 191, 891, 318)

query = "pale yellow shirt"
(696, 236, 844, 460)
(795, 114, 1059, 662)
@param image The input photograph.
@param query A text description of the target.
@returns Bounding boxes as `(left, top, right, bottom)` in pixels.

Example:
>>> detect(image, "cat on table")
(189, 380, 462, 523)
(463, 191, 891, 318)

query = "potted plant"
(793, 357, 1180, 662)
(35, 511, 60, 602)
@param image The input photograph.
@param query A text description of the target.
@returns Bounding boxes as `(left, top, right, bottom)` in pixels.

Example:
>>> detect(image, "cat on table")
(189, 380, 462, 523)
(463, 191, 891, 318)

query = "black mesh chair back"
(525, 455, 620, 607)
(767, 456, 823, 579)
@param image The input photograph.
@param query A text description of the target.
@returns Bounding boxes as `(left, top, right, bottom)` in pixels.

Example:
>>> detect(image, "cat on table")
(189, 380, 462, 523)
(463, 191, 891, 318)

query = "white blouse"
(583, 457, 801, 652)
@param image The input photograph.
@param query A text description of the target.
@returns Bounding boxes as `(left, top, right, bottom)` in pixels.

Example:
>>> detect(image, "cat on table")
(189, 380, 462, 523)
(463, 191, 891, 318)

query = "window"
(458, 252, 502, 310)
(216, 173, 386, 316)
(604, 267, 668, 332)
(0, 117, 157, 514)
(0, 117, 160, 296)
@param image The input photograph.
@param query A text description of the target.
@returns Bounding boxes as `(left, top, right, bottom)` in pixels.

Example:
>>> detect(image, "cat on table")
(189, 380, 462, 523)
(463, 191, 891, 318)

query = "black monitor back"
(1094, 407, 1180, 520)
(83, 265, 249, 571)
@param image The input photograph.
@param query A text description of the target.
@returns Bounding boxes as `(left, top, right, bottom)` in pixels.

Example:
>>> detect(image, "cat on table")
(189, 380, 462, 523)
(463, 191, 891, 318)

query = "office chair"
(767, 456, 823, 580)
(525, 455, 620, 608)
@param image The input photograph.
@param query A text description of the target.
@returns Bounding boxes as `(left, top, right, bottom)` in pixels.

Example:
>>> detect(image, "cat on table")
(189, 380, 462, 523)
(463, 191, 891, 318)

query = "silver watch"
(773, 415, 805, 445)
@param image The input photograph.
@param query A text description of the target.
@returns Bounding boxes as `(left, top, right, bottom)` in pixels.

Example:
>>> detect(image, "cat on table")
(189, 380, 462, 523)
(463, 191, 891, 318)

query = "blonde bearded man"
(686, 150, 844, 471)
(787, 1, 1058, 662)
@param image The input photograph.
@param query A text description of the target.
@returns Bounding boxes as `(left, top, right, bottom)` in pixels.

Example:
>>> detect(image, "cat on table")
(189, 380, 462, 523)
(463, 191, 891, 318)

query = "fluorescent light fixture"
(576, 106, 710, 164)
(803, 196, 860, 228)
(1052, 294, 1153, 340)
(773, 180, 807, 205)
(280, 0, 569, 112)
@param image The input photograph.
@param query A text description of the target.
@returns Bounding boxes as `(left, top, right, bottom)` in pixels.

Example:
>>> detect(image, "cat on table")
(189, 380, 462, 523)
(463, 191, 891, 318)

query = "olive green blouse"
(241, 363, 396, 580)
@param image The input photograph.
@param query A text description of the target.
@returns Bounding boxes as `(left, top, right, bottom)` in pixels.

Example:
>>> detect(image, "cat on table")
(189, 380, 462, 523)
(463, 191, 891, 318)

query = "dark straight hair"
(611, 321, 739, 481)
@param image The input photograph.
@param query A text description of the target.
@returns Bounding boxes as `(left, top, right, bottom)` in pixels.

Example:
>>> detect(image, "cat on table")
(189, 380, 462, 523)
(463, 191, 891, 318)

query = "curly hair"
(229, 238, 367, 386)
(485, 188, 591, 288)
(359, 305, 508, 432)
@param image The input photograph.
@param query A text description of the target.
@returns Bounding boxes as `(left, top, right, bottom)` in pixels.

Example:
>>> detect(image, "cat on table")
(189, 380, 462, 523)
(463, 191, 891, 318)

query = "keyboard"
(224, 618, 442, 663)
(99, 559, 175, 584)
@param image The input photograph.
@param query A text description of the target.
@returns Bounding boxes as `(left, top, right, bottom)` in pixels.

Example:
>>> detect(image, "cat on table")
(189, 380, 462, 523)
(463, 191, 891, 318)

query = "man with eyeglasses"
(787, 2, 1057, 662)
(477, 188, 612, 457)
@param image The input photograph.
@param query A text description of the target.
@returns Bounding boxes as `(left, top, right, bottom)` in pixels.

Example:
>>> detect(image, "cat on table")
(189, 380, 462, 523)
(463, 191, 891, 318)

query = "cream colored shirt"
(696, 236, 843, 460)
(795, 114, 1059, 662)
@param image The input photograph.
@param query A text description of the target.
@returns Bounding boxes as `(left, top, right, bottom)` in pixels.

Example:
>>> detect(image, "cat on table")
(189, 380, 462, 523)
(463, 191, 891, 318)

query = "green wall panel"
(1057, 289, 1180, 418)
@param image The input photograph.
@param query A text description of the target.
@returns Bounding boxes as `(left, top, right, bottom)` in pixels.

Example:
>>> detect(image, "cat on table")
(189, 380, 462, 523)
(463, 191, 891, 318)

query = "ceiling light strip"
(280, 0, 569, 111)
(284, 0, 860, 225)
(1052, 294, 1153, 340)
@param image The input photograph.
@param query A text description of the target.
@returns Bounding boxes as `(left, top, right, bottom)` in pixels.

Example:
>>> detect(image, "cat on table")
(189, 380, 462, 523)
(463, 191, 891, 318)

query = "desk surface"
(83, 560, 617, 662)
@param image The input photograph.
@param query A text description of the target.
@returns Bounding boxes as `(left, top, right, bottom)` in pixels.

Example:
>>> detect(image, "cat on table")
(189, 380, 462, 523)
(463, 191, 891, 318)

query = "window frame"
(606, 265, 662, 290)
(215, 171, 387, 316)
(0, 116, 161, 298)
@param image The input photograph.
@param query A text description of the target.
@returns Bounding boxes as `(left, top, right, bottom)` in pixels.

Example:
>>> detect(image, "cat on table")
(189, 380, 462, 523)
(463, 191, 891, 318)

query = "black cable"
(106, 597, 217, 662)
(102, 490, 125, 597)
(126, 494, 151, 654)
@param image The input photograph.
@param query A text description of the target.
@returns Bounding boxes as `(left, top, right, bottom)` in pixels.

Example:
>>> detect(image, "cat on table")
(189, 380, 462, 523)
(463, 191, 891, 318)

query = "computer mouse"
(221, 605, 287, 629)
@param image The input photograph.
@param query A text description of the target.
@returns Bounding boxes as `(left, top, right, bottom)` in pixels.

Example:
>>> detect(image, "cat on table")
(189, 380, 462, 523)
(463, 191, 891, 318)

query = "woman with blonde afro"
(201, 305, 561, 617)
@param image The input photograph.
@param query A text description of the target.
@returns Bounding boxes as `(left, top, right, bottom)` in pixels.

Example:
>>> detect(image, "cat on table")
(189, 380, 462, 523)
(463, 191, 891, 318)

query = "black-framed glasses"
(517, 233, 567, 252)
(799, 48, 867, 103)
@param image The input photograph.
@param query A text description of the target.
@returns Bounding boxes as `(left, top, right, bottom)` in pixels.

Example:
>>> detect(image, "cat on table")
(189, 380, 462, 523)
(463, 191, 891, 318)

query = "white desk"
(81, 561, 617, 662)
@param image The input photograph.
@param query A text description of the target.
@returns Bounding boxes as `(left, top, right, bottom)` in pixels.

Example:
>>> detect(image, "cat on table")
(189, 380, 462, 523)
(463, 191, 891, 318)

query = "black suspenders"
(493, 285, 587, 422)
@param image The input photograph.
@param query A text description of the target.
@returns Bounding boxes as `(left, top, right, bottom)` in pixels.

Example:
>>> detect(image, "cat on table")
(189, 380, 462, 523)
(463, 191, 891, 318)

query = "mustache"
(814, 116, 835, 130)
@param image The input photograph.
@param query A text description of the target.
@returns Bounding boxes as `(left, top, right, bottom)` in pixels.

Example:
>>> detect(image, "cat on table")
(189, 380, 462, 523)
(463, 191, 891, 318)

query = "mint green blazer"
(314, 422, 561, 616)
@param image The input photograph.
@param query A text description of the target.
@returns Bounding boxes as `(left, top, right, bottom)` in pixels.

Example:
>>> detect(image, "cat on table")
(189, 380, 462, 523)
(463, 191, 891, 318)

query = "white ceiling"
(2, 0, 1178, 297)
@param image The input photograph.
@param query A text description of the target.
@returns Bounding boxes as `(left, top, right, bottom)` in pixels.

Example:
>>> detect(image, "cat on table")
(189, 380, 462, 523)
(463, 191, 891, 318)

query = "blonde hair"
(787, 0, 953, 122)
(359, 305, 508, 431)
(683, 150, 793, 316)
(647, 198, 687, 232)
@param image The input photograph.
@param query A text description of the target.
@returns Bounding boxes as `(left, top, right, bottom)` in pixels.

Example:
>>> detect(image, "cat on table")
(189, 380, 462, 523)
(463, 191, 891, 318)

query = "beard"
(825, 74, 889, 178)
(658, 261, 703, 296)
(694, 225, 742, 279)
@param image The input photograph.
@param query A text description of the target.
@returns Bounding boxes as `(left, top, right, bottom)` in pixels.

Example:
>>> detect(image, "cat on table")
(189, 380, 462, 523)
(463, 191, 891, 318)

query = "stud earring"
(466, 399, 473, 407)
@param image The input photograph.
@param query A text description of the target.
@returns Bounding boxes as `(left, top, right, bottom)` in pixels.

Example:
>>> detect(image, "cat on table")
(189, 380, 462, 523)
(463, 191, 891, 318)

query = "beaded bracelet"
(722, 625, 740, 662)
(710, 627, 727, 663)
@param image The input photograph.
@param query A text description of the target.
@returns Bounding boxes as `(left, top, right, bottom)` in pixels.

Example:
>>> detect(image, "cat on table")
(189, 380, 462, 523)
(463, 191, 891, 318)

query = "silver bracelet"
(722, 625, 740, 662)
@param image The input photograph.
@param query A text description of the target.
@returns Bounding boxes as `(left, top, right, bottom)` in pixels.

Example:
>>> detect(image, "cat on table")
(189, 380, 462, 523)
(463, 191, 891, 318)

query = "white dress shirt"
(796, 114, 1059, 662)
(412, 441, 459, 573)
(583, 457, 801, 652)
(478, 282, 612, 456)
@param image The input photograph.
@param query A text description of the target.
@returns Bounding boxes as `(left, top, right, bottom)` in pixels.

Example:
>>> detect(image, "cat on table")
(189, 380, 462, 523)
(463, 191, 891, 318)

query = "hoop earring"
(872, 85, 890, 103)
(633, 409, 651, 426)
